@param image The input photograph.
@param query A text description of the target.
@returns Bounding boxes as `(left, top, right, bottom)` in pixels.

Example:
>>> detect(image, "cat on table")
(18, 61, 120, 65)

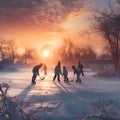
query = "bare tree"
(22, 47, 39, 65)
(0, 38, 7, 61)
(93, 2, 120, 72)
(55, 38, 81, 62)
(80, 46, 97, 60)
(0, 38, 17, 64)
(53, 38, 97, 66)
(6, 40, 17, 64)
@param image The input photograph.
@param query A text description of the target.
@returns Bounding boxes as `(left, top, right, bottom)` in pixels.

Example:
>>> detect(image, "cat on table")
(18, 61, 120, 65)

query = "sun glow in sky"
(0, 0, 110, 56)
(42, 50, 50, 58)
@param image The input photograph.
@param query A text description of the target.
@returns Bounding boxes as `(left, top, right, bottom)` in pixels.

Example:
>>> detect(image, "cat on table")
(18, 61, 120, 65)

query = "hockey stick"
(68, 74, 75, 82)
(39, 75, 45, 80)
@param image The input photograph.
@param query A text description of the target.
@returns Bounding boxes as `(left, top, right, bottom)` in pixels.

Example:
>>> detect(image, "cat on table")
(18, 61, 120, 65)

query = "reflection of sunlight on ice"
(1, 66, 120, 119)
(0, 69, 77, 97)
(0, 69, 61, 97)
(34, 72, 59, 96)
(1, 67, 120, 101)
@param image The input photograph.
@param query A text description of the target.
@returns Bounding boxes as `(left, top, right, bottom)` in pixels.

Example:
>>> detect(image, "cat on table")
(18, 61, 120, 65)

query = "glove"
(36, 73, 39, 76)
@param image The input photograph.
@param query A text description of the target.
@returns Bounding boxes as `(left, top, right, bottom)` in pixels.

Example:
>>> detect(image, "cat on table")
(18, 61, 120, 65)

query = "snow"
(0, 66, 120, 120)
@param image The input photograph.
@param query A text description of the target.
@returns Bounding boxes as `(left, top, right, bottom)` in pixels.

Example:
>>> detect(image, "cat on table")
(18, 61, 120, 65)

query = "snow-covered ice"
(0, 66, 120, 120)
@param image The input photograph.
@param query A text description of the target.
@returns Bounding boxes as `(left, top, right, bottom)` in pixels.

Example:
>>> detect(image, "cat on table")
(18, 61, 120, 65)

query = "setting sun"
(42, 50, 49, 58)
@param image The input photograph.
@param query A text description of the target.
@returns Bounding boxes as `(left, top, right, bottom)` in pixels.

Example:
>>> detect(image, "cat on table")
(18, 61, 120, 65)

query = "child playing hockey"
(53, 65, 61, 81)
(72, 65, 82, 83)
(31, 63, 43, 84)
(62, 66, 69, 82)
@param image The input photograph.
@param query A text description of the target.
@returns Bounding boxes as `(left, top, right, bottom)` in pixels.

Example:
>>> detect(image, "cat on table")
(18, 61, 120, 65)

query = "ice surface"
(0, 66, 120, 120)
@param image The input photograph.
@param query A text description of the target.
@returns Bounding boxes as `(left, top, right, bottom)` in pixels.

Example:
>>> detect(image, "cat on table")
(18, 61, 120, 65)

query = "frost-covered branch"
(82, 100, 120, 120)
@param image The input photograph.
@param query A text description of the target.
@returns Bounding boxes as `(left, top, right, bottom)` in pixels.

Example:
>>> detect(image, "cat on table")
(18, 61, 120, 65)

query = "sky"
(0, 0, 116, 54)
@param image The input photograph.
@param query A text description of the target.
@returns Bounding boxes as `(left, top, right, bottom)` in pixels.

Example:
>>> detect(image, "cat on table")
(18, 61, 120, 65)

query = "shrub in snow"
(82, 100, 120, 120)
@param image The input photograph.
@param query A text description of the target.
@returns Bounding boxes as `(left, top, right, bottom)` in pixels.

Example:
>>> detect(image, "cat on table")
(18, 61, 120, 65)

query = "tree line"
(0, 38, 39, 68)
(0, 1, 120, 72)
(0, 38, 99, 67)
(92, 0, 120, 72)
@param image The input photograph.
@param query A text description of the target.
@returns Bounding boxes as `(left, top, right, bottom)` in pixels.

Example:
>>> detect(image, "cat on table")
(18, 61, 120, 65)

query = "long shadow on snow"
(53, 81, 118, 116)
(24, 81, 119, 119)
(17, 84, 34, 99)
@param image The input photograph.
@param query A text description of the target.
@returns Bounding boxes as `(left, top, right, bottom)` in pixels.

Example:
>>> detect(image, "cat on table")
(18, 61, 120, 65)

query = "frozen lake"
(0, 66, 120, 120)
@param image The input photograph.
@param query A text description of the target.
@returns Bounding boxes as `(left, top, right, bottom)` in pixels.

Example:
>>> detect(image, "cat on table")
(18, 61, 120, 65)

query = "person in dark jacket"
(57, 61, 62, 74)
(62, 66, 69, 82)
(78, 61, 84, 76)
(72, 65, 81, 83)
(32, 63, 43, 84)
(53, 65, 61, 81)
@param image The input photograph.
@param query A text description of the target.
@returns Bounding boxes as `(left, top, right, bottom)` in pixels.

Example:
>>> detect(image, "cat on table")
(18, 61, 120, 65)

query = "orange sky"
(0, 0, 108, 55)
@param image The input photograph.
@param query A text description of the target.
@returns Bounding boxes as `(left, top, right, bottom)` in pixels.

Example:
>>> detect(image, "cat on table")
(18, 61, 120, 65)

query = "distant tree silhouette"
(58, 38, 81, 62)
(53, 38, 97, 64)
(0, 38, 17, 64)
(80, 47, 97, 60)
(0, 38, 6, 61)
(93, 1, 120, 71)
(22, 47, 39, 65)
(7, 40, 17, 64)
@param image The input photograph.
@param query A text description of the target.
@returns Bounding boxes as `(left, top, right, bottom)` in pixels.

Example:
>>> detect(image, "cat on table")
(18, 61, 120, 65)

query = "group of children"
(53, 61, 69, 82)
(31, 61, 84, 84)
(53, 61, 84, 83)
